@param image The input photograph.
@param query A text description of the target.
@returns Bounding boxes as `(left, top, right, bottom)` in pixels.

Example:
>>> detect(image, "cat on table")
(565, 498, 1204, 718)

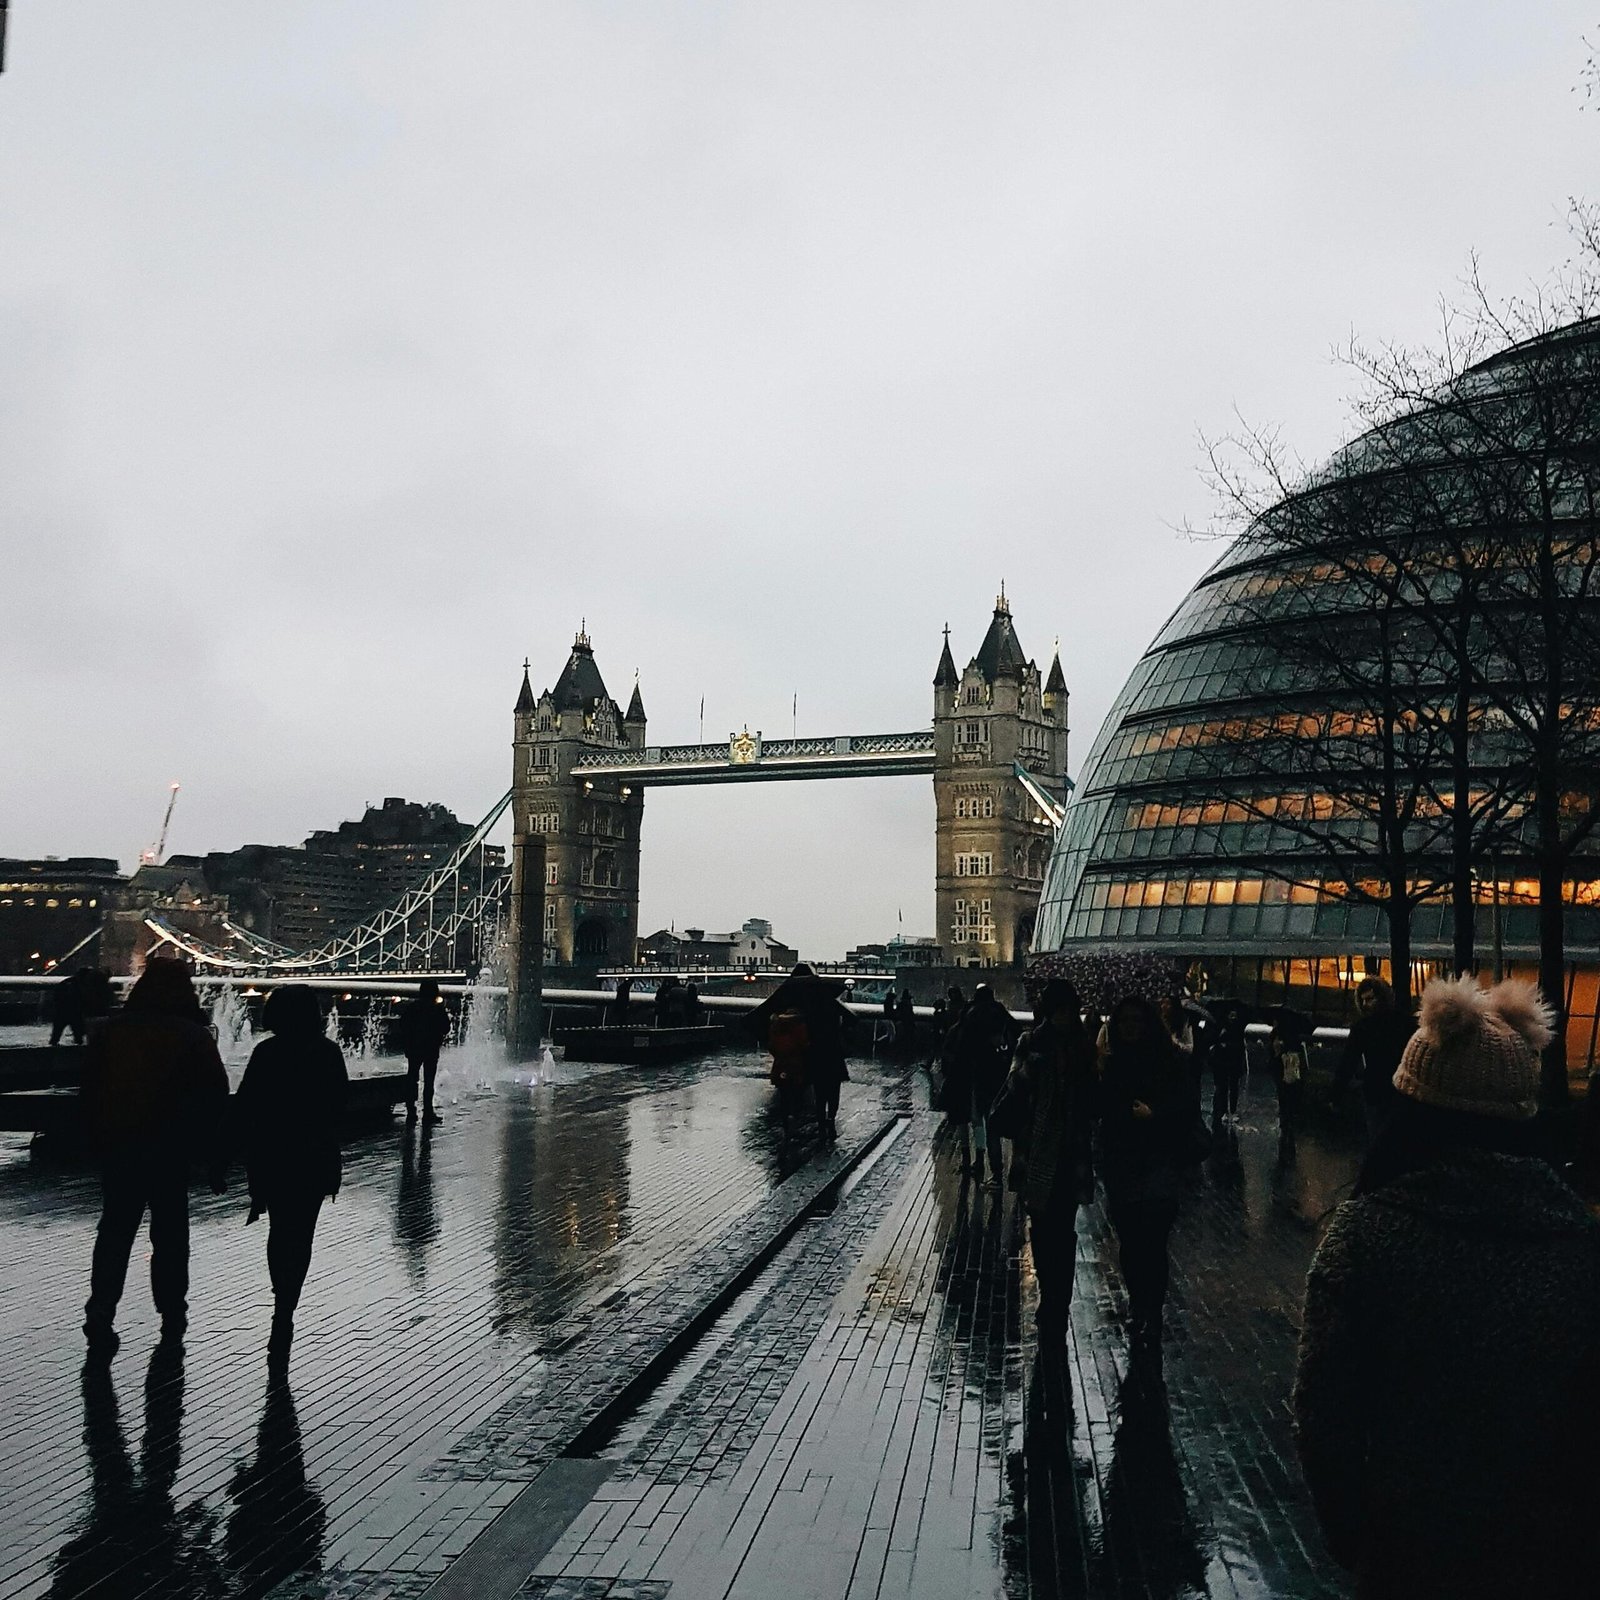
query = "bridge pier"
(506, 831, 546, 1059)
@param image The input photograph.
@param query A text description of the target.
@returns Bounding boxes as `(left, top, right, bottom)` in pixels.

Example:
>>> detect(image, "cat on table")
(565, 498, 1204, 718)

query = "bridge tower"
(511, 627, 645, 967)
(933, 592, 1069, 966)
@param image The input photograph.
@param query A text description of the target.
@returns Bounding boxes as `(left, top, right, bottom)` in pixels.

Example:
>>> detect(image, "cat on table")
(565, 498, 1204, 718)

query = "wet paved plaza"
(0, 1042, 1360, 1599)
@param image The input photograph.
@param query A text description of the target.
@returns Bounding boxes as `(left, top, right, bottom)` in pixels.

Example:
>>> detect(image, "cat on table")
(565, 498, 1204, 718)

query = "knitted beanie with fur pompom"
(1391, 976, 1553, 1121)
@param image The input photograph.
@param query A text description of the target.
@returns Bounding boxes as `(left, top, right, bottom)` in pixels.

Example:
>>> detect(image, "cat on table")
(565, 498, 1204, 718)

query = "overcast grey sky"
(1, 2, 1594, 957)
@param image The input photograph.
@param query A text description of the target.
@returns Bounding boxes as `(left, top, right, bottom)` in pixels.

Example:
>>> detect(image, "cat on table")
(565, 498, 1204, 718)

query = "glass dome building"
(1033, 318, 1600, 1061)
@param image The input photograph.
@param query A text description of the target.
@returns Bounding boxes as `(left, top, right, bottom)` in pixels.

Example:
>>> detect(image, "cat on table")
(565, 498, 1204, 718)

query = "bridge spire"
(934, 623, 958, 688)
(515, 658, 535, 714)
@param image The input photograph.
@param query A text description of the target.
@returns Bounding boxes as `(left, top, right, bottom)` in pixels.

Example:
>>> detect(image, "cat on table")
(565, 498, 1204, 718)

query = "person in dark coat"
(1098, 995, 1193, 1359)
(397, 978, 449, 1124)
(79, 958, 228, 1356)
(946, 985, 1019, 1186)
(988, 979, 1096, 1343)
(653, 975, 685, 1028)
(944, 985, 967, 1029)
(1209, 1000, 1248, 1125)
(1269, 1006, 1314, 1158)
(236, 985, 349, 1366)
(1336, 976, 1413, 1143)
(49, 968, 89, 1046)
(1294, 977, 1600, 1600)
(682, 981, 705, 1025)
(605, 978, 634, 1025)
(894, 988, 917, 1051)
(748, 963, 852, 1135)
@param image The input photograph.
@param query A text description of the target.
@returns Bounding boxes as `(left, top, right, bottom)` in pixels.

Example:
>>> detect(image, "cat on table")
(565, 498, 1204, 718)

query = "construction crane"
(140, 782, 181, 865)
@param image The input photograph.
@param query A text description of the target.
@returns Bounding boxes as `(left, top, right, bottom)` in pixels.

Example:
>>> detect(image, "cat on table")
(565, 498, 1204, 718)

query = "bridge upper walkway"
(573, 730, 935, 786)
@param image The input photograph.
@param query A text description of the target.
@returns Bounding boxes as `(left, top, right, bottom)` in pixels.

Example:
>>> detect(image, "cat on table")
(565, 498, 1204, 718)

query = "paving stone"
(1, 1043, 1361, 1599)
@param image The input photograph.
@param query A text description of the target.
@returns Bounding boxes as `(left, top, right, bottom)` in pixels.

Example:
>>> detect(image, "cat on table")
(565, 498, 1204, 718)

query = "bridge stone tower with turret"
(512, 627, 646, 966)
(934, 593, 1069, 966)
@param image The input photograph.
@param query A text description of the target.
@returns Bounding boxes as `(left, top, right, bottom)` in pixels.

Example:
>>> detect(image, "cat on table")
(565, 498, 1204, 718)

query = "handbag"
(1280, 1048, 1304, 1087)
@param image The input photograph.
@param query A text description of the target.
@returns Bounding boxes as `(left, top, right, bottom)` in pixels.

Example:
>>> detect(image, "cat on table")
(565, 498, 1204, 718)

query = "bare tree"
(1198, 215, 1600, 1096)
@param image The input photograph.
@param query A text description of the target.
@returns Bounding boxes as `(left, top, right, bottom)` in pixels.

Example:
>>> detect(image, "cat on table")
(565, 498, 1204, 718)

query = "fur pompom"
(1485, 979, 1555, 1051)
(1417, 975, 1487, 1045)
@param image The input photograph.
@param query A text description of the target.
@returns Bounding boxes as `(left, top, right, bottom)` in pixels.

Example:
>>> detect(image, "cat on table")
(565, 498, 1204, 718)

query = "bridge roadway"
(572, 731, 936, 787)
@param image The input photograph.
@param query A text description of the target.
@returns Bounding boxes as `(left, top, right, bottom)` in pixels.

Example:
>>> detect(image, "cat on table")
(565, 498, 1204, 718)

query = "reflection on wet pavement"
(0, 1044, 1359, 1599)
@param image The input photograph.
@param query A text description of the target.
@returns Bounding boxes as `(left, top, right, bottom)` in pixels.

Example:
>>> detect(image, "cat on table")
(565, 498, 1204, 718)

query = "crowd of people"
(928, 970, 1599, 1600)
(751, 962, 1599, 1596)
(55, 952, 1600, 1595)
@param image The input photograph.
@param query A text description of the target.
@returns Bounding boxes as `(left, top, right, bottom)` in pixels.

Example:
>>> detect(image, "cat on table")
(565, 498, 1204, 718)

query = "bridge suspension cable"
(144, 789, 514, 975)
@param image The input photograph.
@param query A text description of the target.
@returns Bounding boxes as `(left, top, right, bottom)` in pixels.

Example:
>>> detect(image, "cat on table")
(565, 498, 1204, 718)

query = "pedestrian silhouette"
(747, 963, 853, 1137)
(236, 984, 349, 1368)
(397, 978, 449, 1124)
(79, 957, 228, 1357)
(1098, 995, 1194, 1363)
(1334, 974, 1414, 1146)
(48, 967, 89, 1046)
(945, 984, 1018, 1187)
(605, 977, 634, 1024)
(894, 988, 917, 1051)
(1209, 1000, 1248, 1126)
(987, 979, 1096, 1346)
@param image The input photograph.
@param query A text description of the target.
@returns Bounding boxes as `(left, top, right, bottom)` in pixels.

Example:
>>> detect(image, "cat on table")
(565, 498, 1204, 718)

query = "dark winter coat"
(943, 996, 1018, 1119)
(236, 1034, 349, 1208)
(1339, 1011, 1414, 1111)
(989, 1020, 1096, 1216)
(397, 998, 449, 1060)
(1293, 1149, 1600, 1600)
(78, 1012, 229, 1169)
(747, 974, 852, 1090)
(1096, 1040, 1191, 1204)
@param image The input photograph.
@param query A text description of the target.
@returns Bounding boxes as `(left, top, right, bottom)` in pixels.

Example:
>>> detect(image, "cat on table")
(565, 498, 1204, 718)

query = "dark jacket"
(1339, 1011, 1414, 1109)
(397, 998, 450, 1059)
(1294, 1150, 1600, 1600)
(747, 974, 852, 1089)
(236, 1034, 349, 1206)
(1097, 1039, 1191, 1203)
(944, 995, 1019, 1116)
(79, 1012, 229, 1169)
(990, 1020, 1096, 1215)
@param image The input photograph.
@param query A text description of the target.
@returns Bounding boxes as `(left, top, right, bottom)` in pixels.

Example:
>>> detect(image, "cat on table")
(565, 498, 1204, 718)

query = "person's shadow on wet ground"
(1101, 1370, 1211, 1598)
(50, 1348, 224, 1600)
(395, 1120, 441, 1285)
(225, 1377, 328, 1597)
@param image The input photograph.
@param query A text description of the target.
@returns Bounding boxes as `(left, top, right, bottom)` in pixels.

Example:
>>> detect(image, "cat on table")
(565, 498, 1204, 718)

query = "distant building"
(102, 857, 233, 974)
(636, 918, 798, 971)
(844, 934, 944, 969)
(202, 798, 503, 950)
(0, 857, 125, 974)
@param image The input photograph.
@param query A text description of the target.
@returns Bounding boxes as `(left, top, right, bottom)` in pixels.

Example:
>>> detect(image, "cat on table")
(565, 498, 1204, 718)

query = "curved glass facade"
(1035, 321, 1600, 987)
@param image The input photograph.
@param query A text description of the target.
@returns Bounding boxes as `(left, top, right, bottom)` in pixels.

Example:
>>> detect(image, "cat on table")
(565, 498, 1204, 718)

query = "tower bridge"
(510, 596, 1070, 973)
(140, 596, 1070, 990)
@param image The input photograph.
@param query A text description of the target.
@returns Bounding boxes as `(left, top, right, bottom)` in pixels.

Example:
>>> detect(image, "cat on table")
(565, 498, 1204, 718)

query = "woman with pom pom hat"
(1293, 976, 1600, 1598)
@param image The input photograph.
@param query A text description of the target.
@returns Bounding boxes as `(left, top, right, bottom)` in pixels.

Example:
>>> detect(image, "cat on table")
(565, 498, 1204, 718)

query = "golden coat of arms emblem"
(729, 727, 762, 765)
